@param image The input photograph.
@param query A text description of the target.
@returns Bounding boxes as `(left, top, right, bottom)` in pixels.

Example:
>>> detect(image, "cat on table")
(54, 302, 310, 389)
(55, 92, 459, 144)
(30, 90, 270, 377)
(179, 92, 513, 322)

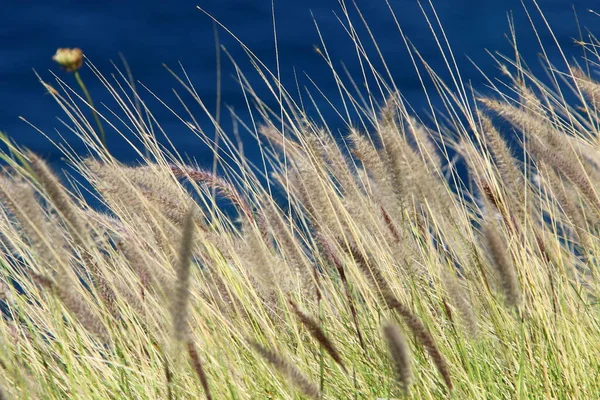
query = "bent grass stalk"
(0, 2, 599, 399)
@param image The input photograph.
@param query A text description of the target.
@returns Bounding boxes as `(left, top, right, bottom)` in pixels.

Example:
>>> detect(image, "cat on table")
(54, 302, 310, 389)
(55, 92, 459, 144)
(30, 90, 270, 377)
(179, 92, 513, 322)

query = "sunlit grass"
(1, 1, 600, 399)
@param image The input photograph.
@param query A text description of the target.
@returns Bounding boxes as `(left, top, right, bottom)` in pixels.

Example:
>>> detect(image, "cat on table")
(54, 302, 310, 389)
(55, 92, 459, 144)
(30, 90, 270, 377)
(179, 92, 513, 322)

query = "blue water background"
(1, 0, 597, 170)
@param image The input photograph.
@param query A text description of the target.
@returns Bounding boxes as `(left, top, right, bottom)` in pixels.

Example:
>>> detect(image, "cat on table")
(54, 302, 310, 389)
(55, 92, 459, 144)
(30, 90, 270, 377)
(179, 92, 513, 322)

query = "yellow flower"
(52, 48, 83, 72)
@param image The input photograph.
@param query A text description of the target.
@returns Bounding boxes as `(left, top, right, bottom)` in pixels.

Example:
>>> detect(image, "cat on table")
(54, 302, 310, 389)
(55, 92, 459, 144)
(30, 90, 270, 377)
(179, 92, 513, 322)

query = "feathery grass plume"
(27, 155, 117, 306)
(442, 269, 478, 337)
(481, 98, 600, 213)
(381, 205, 402, 243)
(528, 135, 600, 213)
(483, 221, 521, 308)
(459, 136, 522, 238)
(539, 163, 589, 246)
(187, 340, 213, 400)
(259, 124, 305, 160)
(387, 297, 453, 392)
(85, 160, 197, 229)
(306, 130, 378, 236)
(163, 353, 174, 400)
(347, 245, 396, 307)
(305, 129, 358, 197)
(121, 164, 196, 227)
(26, 153, 88, 250)
(83, 160, 187, 265)
(349, 129, 392, 199)
(515, 81, 600, 182)
(284, 159, 347, 240)
(170, 164, 254, 224)
(379, 99, 461, 254)
(572, 67, 600, 104)
(563, 134, 600, 172)
(377, 96, 413, 209)
(32, 273, 110, 344)
(250, 341, 320, 400)
(383, 97, 455, 215)
(349, 129, 407, 242)
(477, 111, 524, 208)
(27, 158, 108, 264)
(572, 66, 600, 128)
(117, 235, 162, 297)
(477, 97, 547, 145)
(517, 84, 546, 116)
(382, 322, 413, 394)
(318, 233, 365, 351)
(5, 2, 600, 397)
(262, 203, 311, 292)
(239, 221, 280, 299)
(406, 116, 442, 174)
(348, 246, 453, 391)
(171, 207, 196, 343)
(288, 299, 347, 373)
(518, 90, 600, 187)
(199, 268, 239, 315)
(0, 176, 66, 268)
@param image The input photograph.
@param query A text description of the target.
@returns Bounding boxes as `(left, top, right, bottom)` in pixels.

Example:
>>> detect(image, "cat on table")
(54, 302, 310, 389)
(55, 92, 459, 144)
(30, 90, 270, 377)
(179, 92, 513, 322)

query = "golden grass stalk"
(32, 273, 110, 344)
(483, 221, 521, 308)
(26, 153, 88, 250)
(171, 207, 196, 343)
(383, 322, 413, 394)
(349, 246, 453, 391)
(288, 299, 347, 373)
(0, 176, 66, 268)
(477, 111, 524, 208)
(442, 270, 478, 337)
(3, 3, 600, 399)
(170, 164, 253, 224)
(318, 233, 366, 351)
(187, 340, 213, 400)
(250, 341, 320, 400)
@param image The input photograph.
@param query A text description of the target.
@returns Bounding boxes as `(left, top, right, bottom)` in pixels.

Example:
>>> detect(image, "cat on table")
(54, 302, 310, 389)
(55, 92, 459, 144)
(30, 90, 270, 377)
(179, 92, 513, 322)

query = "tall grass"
(1, 1, 600, 398)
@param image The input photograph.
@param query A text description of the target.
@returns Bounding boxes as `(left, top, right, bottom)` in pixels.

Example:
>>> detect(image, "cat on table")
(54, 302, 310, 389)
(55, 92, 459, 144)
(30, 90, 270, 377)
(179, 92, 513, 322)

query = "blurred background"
(0, 0, 597, 168)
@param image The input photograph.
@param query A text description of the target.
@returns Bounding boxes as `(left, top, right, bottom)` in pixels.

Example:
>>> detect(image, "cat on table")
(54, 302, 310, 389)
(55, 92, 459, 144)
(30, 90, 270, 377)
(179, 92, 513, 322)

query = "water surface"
(0, 0, 596, 166)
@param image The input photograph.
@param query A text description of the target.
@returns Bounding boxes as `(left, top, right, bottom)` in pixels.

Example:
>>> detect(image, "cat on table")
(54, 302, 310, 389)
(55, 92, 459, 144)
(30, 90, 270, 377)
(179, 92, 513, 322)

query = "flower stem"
(74, 71, 107, 151)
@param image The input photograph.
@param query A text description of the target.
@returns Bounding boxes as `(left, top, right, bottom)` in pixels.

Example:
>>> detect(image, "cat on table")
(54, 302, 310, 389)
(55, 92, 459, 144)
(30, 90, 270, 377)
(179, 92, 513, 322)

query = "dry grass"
(0, 1, 599, 399)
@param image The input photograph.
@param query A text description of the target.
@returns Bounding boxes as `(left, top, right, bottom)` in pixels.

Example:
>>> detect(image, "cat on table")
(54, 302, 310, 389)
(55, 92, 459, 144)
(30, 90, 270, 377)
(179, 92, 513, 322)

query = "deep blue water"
(1, 0, 597, 169)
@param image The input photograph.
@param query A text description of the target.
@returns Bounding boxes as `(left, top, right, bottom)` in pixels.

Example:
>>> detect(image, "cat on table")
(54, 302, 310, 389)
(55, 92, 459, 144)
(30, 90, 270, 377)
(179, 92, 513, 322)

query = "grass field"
(1, 1, 600, 399)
